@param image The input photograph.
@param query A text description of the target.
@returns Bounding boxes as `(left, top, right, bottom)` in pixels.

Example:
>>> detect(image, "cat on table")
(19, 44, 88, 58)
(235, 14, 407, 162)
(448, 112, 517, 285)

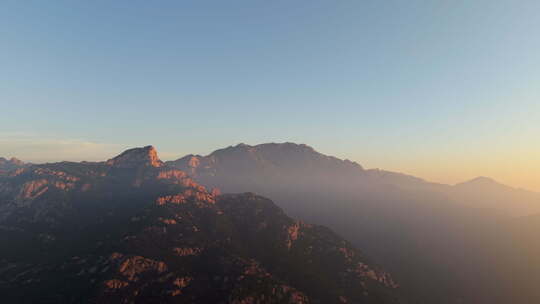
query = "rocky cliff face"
(106, 145, 164, 168)
(0, 146, 402, 304)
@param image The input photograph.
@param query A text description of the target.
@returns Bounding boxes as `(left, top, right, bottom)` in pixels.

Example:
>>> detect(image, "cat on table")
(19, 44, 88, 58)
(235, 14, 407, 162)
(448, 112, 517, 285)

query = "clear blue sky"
(1, 1, 539, 189)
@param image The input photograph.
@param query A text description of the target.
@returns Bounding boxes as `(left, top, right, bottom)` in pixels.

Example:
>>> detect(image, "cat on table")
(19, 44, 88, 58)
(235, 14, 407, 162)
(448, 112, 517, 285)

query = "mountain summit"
(456, 176, 501, 187)
(106, 145, 163, 168)
(167, 142, 365, 192)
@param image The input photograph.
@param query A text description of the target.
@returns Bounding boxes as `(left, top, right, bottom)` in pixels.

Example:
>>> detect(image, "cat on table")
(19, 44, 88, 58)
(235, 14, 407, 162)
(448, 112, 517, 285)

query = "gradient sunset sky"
(1, 1, 539, 191)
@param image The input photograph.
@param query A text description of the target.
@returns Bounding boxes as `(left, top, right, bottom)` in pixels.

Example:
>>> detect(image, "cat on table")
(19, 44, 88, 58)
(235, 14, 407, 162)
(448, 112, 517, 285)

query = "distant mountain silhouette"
(167, 142, 540, 304)
(0, 146, 402, 304)
(452, 176, 540, 216)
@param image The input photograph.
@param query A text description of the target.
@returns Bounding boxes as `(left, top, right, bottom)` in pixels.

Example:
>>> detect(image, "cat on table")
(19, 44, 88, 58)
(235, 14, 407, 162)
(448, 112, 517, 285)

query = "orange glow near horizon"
(362, 149, 540, 192)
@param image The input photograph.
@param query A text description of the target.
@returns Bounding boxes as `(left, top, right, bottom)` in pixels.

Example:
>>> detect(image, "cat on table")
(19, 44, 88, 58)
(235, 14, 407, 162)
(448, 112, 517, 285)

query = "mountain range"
(168, 143, 540, 217)
(0, 146, 402, 304)
(2, 142, 539, 303)
(166, 142, 540, 304)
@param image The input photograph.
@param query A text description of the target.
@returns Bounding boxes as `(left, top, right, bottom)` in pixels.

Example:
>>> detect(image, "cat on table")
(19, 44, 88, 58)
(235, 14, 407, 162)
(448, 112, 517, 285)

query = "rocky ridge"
(0, 146, 402, 304)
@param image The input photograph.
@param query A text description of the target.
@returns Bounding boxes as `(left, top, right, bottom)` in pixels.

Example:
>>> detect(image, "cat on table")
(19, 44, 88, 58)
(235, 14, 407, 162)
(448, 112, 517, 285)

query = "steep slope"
(0, 146, 402, 304)
(167, 142, 540, 304)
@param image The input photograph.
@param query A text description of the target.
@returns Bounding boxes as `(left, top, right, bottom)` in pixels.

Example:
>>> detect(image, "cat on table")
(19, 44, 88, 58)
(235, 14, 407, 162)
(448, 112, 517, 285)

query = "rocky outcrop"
(156, 169, 187, 180)
(104, 279, 128, 289)
(172, 247, 201, 256)
(114, 255, 168, 282)
(285, 221, 301, 249)
(353, 262, 399, 289)
(19, 179, 49, 200)
(155, 188, 216, 206)
(106, 145, 163, 168)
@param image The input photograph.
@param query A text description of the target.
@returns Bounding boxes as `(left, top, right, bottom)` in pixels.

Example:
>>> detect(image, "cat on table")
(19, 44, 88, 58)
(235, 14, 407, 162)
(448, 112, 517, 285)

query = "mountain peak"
(219, 142, 317, 154)
(256, 142, 316, 151)
(224, 142, 315, 151)
(106, 145, 163, 168)
(473, 176, 495, 182)
(455, 176, 508, 190)
(461, 176, 498, 185)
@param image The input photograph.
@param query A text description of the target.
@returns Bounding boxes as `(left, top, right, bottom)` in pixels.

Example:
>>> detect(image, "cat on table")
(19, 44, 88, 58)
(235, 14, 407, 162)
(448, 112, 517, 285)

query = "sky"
(1, 1, 539, 191)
